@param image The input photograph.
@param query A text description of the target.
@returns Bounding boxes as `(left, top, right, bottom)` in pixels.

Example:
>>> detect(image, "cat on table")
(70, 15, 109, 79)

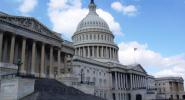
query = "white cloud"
(47, 0, 123, 39)
(118, 41, 185, 79)
(111, 2, 138, 16)
(19, 0, 38, 15)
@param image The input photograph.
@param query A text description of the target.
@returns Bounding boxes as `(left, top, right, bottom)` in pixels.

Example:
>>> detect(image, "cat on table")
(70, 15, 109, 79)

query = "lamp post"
(16, 59, 22, 76)
(54, 70, 57, 79)
(80, 69, 84, 84)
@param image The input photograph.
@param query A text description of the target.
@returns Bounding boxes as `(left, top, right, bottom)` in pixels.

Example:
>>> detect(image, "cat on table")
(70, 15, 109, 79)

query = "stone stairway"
(21, 79, 105, 100)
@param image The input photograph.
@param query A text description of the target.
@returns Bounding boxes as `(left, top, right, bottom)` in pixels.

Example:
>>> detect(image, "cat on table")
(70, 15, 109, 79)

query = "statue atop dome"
(90, 0, 94, 4)
(89, 0, 96, 14)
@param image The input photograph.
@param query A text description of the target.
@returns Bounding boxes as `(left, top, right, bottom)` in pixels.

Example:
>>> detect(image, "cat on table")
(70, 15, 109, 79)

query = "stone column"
(112, 48, 115, 59)
(115, 72, 118, 90)
(126, 74, 128, 90)
(120, 73, 122, 90)
(92, 46, 94, 57)
(106, 47, 108, 58)
(117, 72, 120, 90)
(141, 76, 143, 88)
(124, 74, 126, 90)
(101, 46, 104, 58)
(123, 74, 124, 90)
(130, 74, 133, 90)
(75, 49, 77, 55)
(136, 75, 138, 89)
(97, 46, 99, 58)
(135, 75, 137, 88)
(57, 49, 61, 76)
(140, 76, 142, 88)
(88, 46, 90, 57)
(139, 76, 141, 88)
(10, 35, 15, 63)
(49, 46, 54, 78)
(141, 76, 142, 88)
(21, 38, 26, 74)
(143, 77, 145, 88)
(116, 50, 118, 59)
(133, 75, 135, 89)
(115, 49, 117, 59)
(31, 41, 36, 75)
(110, 48, 112, 59)
(40, 43, 45, 77)
(83, 47, 86, 57)
(0, 32, 3, 62)
(121, 73, 123, 90)
(78, 47, 81, 56)
(109, 72, 113, 90)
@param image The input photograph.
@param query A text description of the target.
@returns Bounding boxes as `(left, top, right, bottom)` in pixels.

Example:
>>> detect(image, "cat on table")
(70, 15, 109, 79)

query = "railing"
(0, 62, 18, 79)
(72, 81, 95, 86)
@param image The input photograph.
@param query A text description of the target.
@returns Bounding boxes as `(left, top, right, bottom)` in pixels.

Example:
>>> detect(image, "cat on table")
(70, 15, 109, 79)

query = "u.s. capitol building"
(60, 0, 185, 100)
(0, 0, 185, 100)
(70, 0, 149, 99)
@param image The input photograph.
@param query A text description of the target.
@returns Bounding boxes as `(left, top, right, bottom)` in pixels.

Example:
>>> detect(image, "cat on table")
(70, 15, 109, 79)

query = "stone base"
(40, 73, 46, 78)
(0, 77, 35, 100)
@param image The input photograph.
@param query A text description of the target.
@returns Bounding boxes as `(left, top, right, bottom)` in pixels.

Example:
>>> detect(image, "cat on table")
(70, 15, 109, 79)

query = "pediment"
(0, 15, 61, 39)
(129, 64, 147, 73)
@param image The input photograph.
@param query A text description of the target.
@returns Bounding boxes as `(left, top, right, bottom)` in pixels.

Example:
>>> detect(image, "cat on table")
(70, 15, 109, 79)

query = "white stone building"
(0, 0, 185, 100)
(155, 77, 185, 100)
(61, 0, 153, 100)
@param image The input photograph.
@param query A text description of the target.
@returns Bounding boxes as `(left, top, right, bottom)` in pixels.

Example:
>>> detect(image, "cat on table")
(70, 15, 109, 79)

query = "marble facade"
(0, 12, 74, 78)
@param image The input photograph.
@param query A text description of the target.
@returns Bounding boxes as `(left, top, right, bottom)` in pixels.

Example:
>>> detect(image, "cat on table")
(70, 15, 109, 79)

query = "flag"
(134, 48, 137, 51)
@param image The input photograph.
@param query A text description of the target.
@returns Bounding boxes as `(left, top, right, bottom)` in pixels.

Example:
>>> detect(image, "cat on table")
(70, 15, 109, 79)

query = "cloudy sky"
(1, 0, 185, 79)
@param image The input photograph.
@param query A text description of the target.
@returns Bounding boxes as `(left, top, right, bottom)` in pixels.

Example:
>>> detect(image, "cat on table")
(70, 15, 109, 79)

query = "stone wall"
(0, 77, 35, 100)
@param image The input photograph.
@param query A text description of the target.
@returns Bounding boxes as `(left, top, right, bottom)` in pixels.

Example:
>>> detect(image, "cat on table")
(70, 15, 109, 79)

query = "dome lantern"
(75, 0, 111, 33)
(88, 0, 97, 15)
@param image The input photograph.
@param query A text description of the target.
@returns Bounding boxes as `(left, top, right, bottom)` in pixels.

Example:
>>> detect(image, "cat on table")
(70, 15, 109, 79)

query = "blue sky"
(1, 0, 185, 78)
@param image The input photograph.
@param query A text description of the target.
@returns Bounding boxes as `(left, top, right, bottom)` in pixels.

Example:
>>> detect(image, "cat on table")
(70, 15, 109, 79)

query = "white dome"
(76, 2, 110, 33)
(72, 0, 119, 63)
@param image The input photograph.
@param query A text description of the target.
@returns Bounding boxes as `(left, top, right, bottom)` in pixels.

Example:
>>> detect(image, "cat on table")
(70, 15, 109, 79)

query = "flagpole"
(134, 48, 137, 64)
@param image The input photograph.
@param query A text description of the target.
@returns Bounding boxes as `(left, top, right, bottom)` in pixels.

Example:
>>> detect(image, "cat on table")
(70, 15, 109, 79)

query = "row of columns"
(114, 72, 128, 90)
(74, 33, 113, 43)
(0, 31, 63, 78)
(130, 74, 147, 90)
(113, 72, 147, 91)
(170, 82, 184, 92)
(117, 93, 128, 100)
(75, 46, 118, 60)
